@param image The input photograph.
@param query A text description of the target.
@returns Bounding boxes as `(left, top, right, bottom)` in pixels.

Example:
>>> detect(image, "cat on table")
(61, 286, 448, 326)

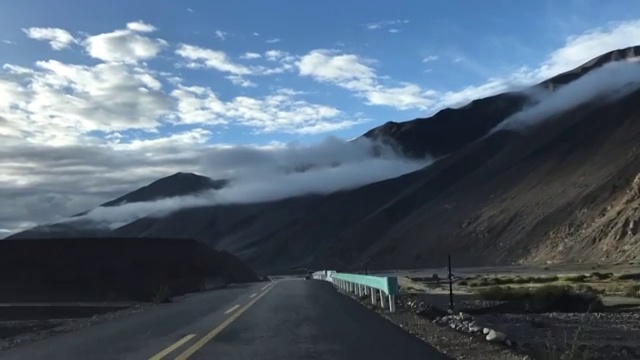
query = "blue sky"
(3, 0, 640, 234)
(2, 0, 640, 146)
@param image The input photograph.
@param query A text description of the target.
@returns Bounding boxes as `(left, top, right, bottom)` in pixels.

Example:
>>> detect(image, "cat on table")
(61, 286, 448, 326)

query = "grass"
(541, 326, 591, 360)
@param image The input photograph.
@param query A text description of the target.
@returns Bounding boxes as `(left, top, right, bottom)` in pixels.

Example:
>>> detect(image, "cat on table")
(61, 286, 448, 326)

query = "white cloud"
(170, 85, 227, 125)
(126, 21, 156, 33)
(227, 75, 257, 87)
(111, 128, 213, 150)
(265, 50, 285, 61)
(533, 20, 640, 80)
(23, 27, 76, 50)
(388, 29, 400, 33)
(0, 60, 172, 144)
(215, 30, 227, 41)
(422, 55, 438, 63)
(266, 38, 281, 43)
(430, 20, 640, 110)
(170, 85, 361, 134)
(253, 32, 260, 36)
(67, 137, 429, 227)
(84, 23, 168, 63)
(2, 39, 16, 45)
(176, 44, 252, 75)
(176, 45, 296, 81)
(241, 52, 262, 59)
(495, 60, 640, 132)
(364, 19, 409, 31)
(187, 8, 194, 13)
(298, 49, 432, 110)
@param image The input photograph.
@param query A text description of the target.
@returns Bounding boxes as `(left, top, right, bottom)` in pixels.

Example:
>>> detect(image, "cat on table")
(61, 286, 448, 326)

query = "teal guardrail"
(331, 272, 398, 295)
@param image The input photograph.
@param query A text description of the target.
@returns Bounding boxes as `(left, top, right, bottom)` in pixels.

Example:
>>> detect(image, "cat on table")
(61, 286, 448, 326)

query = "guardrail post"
(388, 294, 396, 312)
(379, 291, 387, 309)
(371, 288, 377, 305)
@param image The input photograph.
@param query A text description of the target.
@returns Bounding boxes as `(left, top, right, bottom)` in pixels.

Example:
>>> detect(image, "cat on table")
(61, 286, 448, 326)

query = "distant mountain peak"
(99, 172, 227, 208)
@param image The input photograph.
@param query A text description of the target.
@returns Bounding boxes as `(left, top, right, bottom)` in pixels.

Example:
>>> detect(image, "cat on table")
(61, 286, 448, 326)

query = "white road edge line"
(249, 293, 257, 298)
(261, 284, 270, 290)
(224, 304, 240, 315)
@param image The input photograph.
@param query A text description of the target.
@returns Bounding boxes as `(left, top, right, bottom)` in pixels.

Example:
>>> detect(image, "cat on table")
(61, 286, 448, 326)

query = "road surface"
(1, 280, 449, 359)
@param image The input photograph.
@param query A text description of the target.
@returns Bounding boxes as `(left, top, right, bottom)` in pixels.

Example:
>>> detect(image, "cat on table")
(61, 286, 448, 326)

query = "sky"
(2, 0, 640, 236)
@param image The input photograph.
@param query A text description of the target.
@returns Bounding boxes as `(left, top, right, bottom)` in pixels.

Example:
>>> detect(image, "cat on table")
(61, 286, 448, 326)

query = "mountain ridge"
(9, 45, 640, 272)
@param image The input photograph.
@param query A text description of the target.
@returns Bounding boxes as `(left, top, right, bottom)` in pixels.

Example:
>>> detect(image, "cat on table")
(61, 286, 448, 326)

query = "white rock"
(486, 330, 507, 343)
(449, 323, 457, 329)
(459, 312, 472, 321)
(469, 325, 482, 333)
(483, 327, 491, 335)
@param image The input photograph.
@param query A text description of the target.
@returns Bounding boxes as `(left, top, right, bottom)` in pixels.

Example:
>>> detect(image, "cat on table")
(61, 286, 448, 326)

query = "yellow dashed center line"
(148, 334, 196, 360)
(174, 283, 276, 359)
(224, 304, 240, 314)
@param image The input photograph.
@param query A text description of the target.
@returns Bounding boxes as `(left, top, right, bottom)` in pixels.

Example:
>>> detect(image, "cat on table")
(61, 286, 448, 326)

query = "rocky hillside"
(9, 45, 640, 272)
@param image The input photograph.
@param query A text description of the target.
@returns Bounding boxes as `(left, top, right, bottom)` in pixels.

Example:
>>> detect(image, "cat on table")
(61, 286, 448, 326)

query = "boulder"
(483, 328, 491, 335)
(486, 330, 507, 343)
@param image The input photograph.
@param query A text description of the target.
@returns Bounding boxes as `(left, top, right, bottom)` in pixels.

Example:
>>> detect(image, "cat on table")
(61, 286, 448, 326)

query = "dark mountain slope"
(0, 237, 258, 302)
(346, 87, 640, 269)
(362, 92, 527, 158)
(10, 46, 640, 272)
(363, 45, 640, 159)
(99, 172, 226, 208)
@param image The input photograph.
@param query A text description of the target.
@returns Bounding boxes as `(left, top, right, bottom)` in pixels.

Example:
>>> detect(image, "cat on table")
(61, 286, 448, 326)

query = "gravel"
(338, 288, 640, 359)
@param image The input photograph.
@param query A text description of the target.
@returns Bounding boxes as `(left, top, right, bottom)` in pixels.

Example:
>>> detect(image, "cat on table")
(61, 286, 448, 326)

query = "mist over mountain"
(10, 46, 640, 272)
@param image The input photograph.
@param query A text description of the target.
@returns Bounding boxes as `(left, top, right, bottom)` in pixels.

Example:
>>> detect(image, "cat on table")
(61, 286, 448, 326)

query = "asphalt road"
(1, 280, 449, 360)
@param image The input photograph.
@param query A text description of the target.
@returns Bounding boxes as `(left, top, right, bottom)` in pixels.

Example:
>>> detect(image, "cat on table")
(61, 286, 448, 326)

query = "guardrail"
(328, 272, 398, 312)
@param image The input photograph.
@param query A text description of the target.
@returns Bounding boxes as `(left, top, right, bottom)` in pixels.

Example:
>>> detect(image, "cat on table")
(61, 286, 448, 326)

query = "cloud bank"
(63, 137, 430, 228)
(495, 59, 640, 132)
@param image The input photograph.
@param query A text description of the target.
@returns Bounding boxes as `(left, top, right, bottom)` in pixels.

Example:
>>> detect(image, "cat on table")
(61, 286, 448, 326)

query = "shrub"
(589, 272, 613, 280)
(457, 280, 468, 286)
(152, 283, 172, 304)
(561, 274, 587, 282)
(623, 284, 640, 298)
(469, 279, 490, 287)
(475, 285, 603, 313)
(514, 277, 529, 284)
(530, 275, 559, 283)
(616, 272, 640, 280)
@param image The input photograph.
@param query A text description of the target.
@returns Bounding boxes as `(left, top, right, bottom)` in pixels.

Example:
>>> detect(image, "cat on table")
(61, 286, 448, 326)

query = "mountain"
(99, 172, 227, 207)
(10, 45, 640, 272)
(10, 172, 227, 238)
(0, 237, 259, 302)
